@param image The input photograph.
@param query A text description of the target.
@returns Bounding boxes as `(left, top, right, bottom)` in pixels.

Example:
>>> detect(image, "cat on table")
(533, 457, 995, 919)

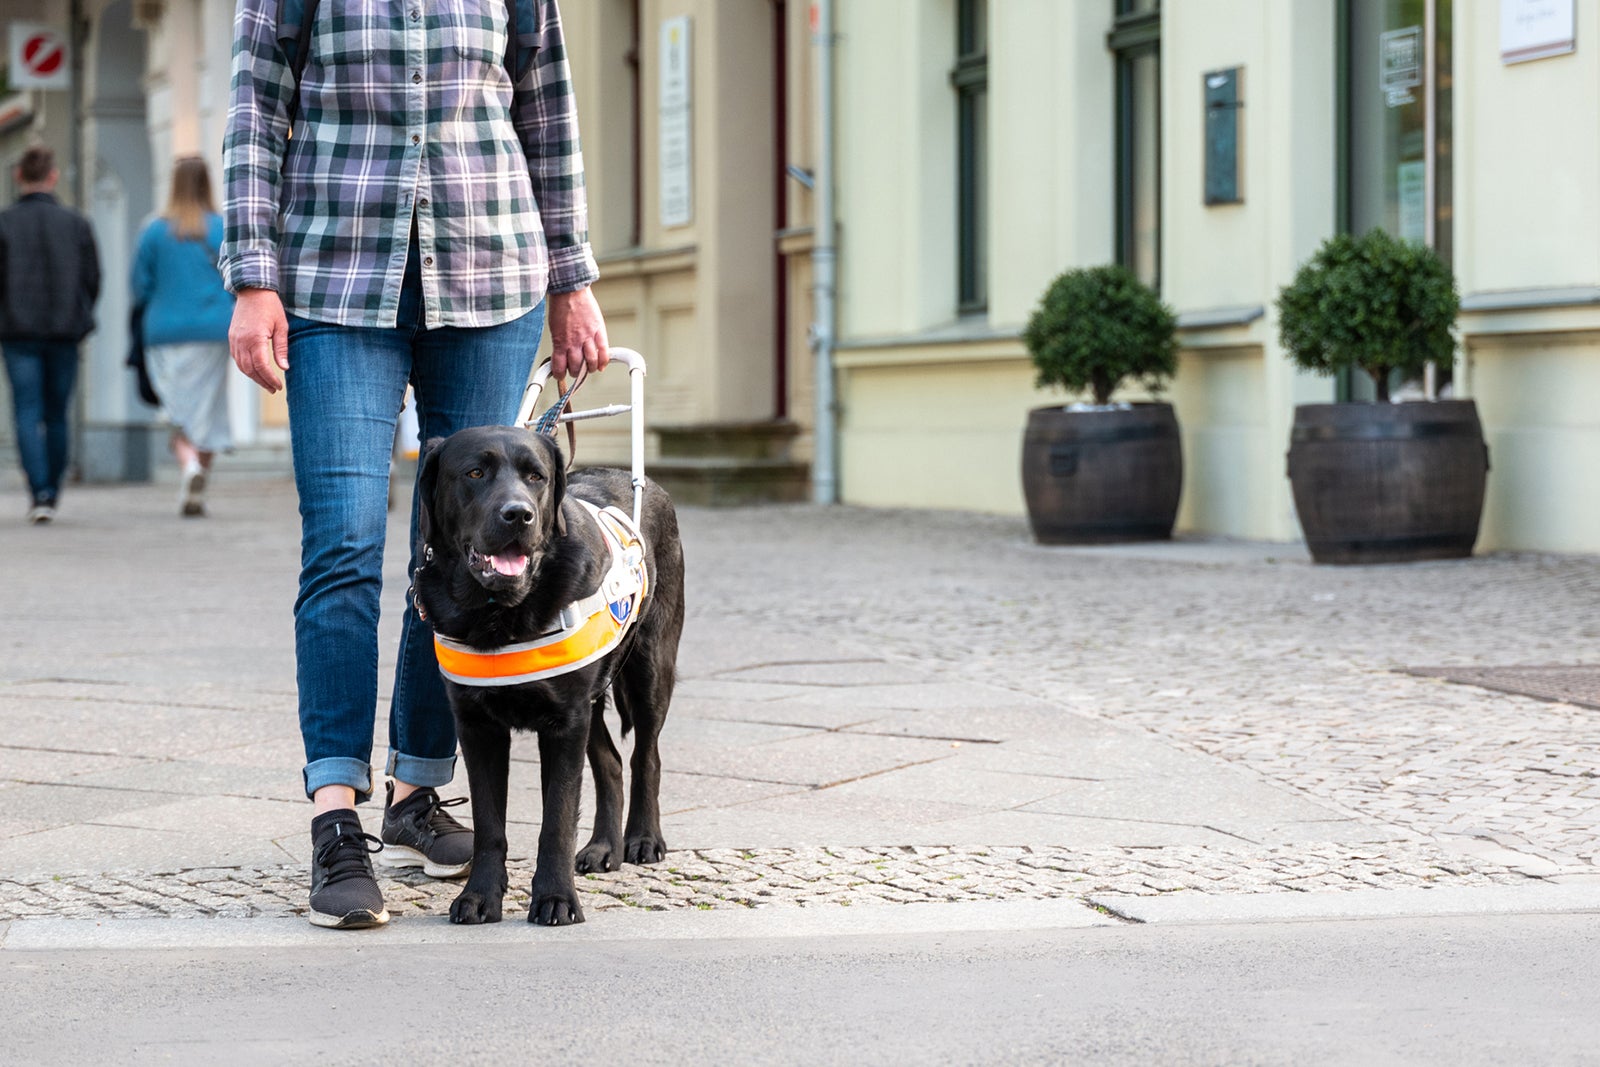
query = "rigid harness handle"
(515, 348, 649, 525)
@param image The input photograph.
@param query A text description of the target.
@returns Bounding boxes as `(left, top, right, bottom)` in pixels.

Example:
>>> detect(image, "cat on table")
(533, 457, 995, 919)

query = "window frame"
(1109, 1, 1161, 290)
(951, 0, 988, 315)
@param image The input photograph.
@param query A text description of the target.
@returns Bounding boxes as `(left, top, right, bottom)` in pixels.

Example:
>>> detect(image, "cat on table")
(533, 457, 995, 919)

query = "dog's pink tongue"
(490, 553, 528, 577)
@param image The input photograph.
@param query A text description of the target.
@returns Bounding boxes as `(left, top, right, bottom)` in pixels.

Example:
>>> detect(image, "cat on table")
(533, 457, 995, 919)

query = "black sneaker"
(378, 782, 474, 878)
(308, 809, 389, 929)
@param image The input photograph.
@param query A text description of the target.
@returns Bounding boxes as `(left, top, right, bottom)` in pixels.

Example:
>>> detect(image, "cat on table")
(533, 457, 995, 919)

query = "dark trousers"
(1, 339, 78, 503)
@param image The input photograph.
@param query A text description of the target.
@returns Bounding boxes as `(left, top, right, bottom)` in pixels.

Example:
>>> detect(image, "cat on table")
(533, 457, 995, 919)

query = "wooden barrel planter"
(1021, 402, 1183, 544)
(1287, 400, 1489, 565)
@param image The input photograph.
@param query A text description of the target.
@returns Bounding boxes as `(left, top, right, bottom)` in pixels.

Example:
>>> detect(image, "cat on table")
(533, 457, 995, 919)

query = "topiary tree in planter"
(1274, 229, 1486, 564)
(1023, 264, 1178, 405)
(1019, 265, 1184, 544)
(1276, 227, 1458, 402)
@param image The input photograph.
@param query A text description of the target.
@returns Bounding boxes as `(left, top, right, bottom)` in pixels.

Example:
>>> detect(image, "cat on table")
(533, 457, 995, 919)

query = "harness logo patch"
(609, 599, 632, 625)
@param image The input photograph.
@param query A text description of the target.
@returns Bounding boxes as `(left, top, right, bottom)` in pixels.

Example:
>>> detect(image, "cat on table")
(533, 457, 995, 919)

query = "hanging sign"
(8, 23, 71, 91)
(1380, 26, 1422, 108)
(1501, 0, 1575, 64)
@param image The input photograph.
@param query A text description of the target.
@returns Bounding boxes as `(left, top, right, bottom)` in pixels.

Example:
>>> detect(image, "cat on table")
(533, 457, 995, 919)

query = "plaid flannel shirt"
(221, 0, 599, 329)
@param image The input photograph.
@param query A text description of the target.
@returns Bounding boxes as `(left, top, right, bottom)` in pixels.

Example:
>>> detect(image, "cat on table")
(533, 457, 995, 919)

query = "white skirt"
(147, 341, 234, 453)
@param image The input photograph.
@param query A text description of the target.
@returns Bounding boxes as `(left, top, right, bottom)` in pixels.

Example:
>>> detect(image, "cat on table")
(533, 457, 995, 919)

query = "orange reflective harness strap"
(432, 500, 649, 687)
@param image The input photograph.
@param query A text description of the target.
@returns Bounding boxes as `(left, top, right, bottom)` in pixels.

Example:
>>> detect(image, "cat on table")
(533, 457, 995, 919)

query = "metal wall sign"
(8, 22, 71, 91)
(1501, 0, 1575, 63)
(659, 15, 693, 229)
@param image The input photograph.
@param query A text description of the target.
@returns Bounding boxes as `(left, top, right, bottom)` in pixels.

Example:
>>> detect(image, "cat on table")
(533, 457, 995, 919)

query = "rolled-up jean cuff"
(386, 750, 456, 790)
(303, 757, 375, 803)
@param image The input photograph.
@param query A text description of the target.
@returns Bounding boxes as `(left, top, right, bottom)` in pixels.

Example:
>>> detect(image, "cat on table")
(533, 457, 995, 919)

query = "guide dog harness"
(432, 499, 650, 687)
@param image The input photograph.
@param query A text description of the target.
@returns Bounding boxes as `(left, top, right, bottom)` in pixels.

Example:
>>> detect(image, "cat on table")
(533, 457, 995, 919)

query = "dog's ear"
(549, 436, 569, 537)
(531, 431, 568, 537)
(416, 436, 448, 546)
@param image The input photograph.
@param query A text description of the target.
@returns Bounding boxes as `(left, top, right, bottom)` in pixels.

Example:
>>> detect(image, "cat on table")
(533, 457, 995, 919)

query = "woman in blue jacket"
(132, 156, 235, 516)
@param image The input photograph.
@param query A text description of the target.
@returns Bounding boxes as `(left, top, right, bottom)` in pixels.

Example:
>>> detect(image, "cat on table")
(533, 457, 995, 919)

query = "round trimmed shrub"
(1022, 265, 1178, 406)
(1276, 228, 1459, 402)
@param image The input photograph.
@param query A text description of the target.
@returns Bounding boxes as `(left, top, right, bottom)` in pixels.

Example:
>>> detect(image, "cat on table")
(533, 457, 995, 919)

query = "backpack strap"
(507, 0, 540, 88)
(276, 0, 321, 130)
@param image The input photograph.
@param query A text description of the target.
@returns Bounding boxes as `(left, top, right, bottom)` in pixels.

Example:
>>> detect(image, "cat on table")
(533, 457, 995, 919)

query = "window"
(1345, 0, 1452, 396)
(1109, 0, 1161, 288)
(951, 0, 988, 314)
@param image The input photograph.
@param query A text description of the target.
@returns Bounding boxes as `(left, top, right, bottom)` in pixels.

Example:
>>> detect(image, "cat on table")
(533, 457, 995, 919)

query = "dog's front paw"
(575, 840, 620, 873)
(449, 889, 503, 925)
(624, 832, 667, 865)
(528, 886, 585, 926)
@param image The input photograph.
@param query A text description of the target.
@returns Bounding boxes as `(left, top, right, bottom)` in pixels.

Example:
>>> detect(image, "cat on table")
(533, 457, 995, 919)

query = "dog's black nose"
(500, 501, 535, 526)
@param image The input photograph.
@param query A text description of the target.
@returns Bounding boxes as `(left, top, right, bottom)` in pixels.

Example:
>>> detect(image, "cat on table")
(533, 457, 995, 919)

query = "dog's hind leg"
(529, 722, 589, 925)
(576, 694, 625, 873)
(449, 711, 511, 925)
(614, 650, 676, 865)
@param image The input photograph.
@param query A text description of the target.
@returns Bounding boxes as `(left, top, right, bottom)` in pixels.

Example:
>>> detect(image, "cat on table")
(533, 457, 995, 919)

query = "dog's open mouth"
(466, 546, 531, 583)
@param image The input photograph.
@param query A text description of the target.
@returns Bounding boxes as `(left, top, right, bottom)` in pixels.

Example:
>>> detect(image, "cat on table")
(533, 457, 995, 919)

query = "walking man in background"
(0, 145, 101, 524)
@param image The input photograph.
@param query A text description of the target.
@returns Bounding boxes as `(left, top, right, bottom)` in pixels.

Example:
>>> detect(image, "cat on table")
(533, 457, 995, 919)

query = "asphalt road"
(4, 912, 1598, 1066)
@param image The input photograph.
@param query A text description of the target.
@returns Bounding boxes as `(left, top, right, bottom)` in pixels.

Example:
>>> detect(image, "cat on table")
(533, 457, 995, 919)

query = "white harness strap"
(434, 500, 649, 687)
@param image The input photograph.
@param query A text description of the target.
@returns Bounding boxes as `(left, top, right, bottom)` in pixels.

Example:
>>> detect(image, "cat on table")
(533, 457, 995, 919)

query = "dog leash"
(532, 363, 587, 465)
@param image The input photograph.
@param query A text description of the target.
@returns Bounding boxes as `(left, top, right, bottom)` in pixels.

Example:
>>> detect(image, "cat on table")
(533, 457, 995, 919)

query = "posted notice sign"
(9, 23, 70, 90)
(659, 16, 692, 229)
(1502, 0, 1575, 64)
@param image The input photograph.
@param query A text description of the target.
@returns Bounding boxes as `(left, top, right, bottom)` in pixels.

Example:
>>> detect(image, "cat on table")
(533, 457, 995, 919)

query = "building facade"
(6, 0, 1600, 553)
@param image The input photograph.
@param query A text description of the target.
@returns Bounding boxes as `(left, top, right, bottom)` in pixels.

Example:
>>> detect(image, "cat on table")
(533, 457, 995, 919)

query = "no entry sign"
(9, 23, 71, 91)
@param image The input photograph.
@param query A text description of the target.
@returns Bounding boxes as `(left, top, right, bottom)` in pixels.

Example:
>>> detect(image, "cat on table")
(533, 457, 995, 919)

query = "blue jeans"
(1, 340, 78, 504)
(286, 255, 545, 802)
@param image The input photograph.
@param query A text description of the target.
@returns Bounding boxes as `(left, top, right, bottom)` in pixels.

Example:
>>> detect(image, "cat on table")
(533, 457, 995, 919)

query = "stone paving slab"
(690, 505, 1600, 876)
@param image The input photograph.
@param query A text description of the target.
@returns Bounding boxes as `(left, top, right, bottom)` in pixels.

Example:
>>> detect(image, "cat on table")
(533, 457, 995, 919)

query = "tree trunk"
(1091, 370, 1114, 406)
(1369, 367, 1390, 403)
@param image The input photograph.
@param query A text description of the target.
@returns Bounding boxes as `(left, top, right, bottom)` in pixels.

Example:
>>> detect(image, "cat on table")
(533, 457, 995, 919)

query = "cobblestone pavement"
(0, 842, 1535, 921)
(696, 507, 1600, 873)
(5, 495, 1598, 925)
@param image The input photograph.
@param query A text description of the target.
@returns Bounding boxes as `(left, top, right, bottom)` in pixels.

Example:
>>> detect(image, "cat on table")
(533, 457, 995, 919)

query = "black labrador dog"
(412, 425, 684, 925)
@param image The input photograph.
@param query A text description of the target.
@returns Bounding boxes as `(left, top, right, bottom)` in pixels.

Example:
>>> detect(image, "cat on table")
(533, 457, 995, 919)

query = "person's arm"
(81, 219, 100, 307)
(131, 223, 155, 306)
(514, 0, 607, 376)
(221, 0, 295, 393)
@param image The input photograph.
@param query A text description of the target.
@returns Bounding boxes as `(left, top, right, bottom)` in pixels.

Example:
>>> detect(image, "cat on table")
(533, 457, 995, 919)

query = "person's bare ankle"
(389, 780, 420, 806)
(312, 784, 358, 816)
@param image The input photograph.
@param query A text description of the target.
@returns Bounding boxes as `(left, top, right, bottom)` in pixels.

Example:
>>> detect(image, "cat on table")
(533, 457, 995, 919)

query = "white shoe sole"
(376, 844, 471, 879)
(181, 468, 207, 516)
(308, 906, 390, 929)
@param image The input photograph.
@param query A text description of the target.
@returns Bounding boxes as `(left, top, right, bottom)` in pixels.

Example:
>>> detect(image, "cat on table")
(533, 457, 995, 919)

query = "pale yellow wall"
(700, 0, 776, 421)
(1162, 0, 1338, 541)
(986, 0, 1115, 328)
(1455, 1, 1600, 294)
(1169, 346, 1268, 536)
(1469, 334, 1600, 553)
(834, 0, 957, 337)
(837, 344, 1034, 514)
(1450, 1, 1600, 552)
(567, 1, 777, 446)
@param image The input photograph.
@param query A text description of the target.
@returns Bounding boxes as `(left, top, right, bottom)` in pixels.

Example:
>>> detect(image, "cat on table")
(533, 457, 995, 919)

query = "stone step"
(646, 456, 810, 507)
(654, 419, 802, 462)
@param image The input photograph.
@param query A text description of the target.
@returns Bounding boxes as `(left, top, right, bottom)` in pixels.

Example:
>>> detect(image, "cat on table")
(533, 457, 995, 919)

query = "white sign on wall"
(659, 16, 692, 229)
(1501, 0, 1575, 64)
(8, 23, 71, 91)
